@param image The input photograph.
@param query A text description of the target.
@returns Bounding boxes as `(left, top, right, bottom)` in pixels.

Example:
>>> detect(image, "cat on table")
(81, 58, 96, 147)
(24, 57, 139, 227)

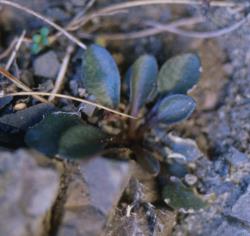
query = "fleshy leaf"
(82, 44, 121, 108)
(157, 53, 201, 94)
(59, 125, 108, 159)
(162, 180, 206, 210)
(156, 94, 196, 125)
(25, 112, 83, 156)
(129, 55, 158, 115)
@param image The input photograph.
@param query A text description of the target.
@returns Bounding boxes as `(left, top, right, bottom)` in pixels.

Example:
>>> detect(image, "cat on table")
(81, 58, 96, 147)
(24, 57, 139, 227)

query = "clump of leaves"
(25, 44, 205, 210)
(31, 27, 50, 54)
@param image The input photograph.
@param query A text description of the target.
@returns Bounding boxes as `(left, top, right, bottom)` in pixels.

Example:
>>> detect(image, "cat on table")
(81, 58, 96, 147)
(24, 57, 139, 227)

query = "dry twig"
(0, 37, 18, 60)
(49, 45, 74, 102)
(69, 0, 246, 30)
(5, 30, 26, 70)
(0, 67, 48, 103)
(2, 91, 137, 119)
(146, 17, 247, 38)
(0, 0, 87, 50)
(98, 16, 204, 40)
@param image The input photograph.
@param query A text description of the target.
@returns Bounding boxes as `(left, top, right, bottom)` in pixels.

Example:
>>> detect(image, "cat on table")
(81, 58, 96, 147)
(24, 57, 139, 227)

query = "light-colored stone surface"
(0, 149, 60, 236)
(33, 51, 60, 79)
(212, 222, 250, 236)
(58, 157, 131, 236)
(231, 186, 250, 224)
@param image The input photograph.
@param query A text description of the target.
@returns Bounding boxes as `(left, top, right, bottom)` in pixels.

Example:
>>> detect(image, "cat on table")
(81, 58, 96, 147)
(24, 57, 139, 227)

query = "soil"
(1, 0, 250, 236)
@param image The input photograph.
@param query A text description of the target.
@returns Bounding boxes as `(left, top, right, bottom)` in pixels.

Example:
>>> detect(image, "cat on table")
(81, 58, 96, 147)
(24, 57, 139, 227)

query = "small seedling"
(31, 27, 50, 54)
(25, 44, 205, 210)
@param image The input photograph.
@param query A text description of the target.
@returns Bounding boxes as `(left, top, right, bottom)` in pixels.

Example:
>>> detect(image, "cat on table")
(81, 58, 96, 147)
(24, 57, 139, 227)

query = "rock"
(80, 157, 130, 214)
(78, 103, 96, 117)
(231, 185, 250, 224)
(33, 51, 60, 79)
(58, 157, 131, 236)
(14, 102, 27, 111)
(0, 149, 60, 236)
(225, 147, 248, 167)
(212, 222, 250, 236)
(185, 174, 198, 186)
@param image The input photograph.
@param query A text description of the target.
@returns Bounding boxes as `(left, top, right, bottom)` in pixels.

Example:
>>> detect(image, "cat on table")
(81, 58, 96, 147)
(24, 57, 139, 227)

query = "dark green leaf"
(59, 125, 108, 159)
(162, 180, 206, 210)
(129, 55, 158, 115)
(82, 44, 121, 108)
(25, 112, 83, 156)
(156, 94, 196, 125)
(157, 54, 201, 94)
(0, 103, 55, 130)
(0, 96, 12, 110)
(135, 148, 160, 176)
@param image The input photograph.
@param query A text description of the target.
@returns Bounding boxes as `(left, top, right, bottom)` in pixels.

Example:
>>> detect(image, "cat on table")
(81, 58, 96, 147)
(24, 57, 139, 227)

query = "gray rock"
(80, 157, 130, 214)
(212, 222, 250, 236)
(225, 147, 248, 167)
(0, 149, 60, 236)
(231, 185, 250, 224)
(58, 157, 131, 236)
(33, 51, 60, 79)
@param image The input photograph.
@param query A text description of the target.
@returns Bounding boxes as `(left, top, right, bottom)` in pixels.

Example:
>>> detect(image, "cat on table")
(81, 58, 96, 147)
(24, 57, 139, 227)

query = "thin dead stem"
(5, 30, 26, 70)
(2, 91, 137, 119)
(98, 16, 204, 40)
(0, 0, 87, 50)
(147, 17, 247, 38)
(70, 0, 245, 30)
(0, 67, 48, 103)
(97, 12, 247, 41)
(49, 45, 74, 102)
(0, 37, 18, 60)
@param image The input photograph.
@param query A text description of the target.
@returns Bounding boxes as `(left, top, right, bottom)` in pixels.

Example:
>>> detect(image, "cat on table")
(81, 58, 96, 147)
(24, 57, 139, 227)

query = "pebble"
(33, 51, 60, 79)
(14, 103, 27, 111)
(185, 174, 198, 186)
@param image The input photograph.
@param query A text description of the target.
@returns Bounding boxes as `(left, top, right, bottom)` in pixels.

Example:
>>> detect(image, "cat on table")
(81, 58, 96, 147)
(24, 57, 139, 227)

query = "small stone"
(78, 103, 96, 117)
(78, 88, 87, 97)
(33, 51, 60, 79)
(231, 185, 250, 224)
(58, 157, 131, 236)
(212, 222, 250, 236)
(225, 147, 248, 167)
(185, 174, 198, 186)
(14, 103, 27, 111)
(0, 149, 60, 236)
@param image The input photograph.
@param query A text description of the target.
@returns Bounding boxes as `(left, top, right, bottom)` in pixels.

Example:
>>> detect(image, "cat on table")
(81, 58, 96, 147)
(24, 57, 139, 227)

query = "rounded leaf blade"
(59, 125, 108, 159)
(25, 112, 84, 156)
(157, 53, 201, 94)
(156, 94, 196, 125)
(129, 55, 158, 115)
(162, 180, 206, 210)
(82, 44, 121, 108)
